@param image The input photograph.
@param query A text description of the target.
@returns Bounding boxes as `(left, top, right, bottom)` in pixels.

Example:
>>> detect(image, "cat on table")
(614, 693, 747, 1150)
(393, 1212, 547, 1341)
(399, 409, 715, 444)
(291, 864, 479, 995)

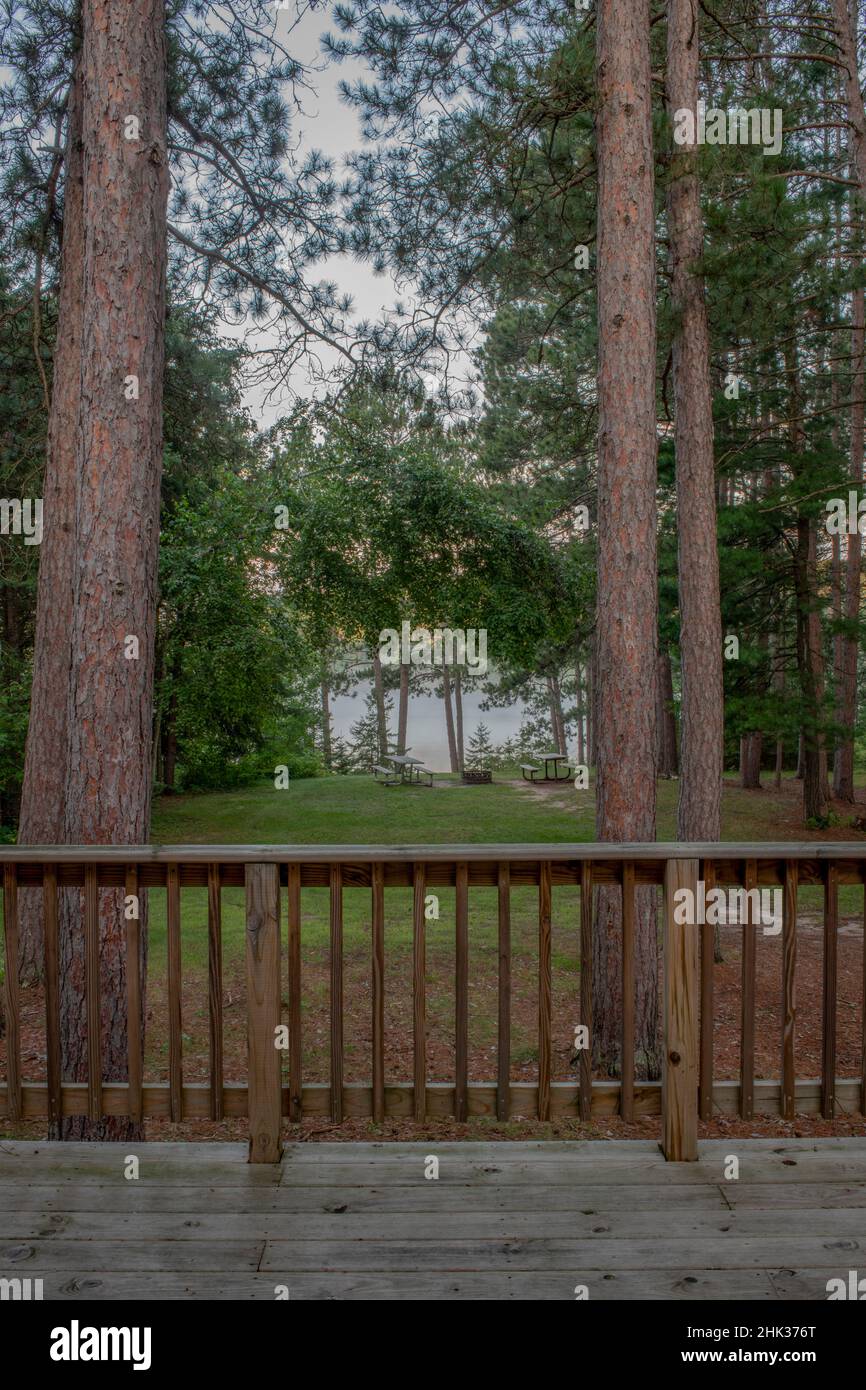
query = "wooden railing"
(1, 844, 865, 1161)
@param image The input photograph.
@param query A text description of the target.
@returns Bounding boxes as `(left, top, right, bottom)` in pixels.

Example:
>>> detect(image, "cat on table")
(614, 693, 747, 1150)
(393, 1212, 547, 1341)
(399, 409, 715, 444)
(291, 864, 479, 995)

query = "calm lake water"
(331, 681, 528, 772)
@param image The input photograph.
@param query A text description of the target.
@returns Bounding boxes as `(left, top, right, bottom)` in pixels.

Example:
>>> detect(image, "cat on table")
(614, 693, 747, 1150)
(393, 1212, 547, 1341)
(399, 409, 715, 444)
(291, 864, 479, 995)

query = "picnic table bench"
(522, 753, 573, 783)
(373, 764, 402, 786)
(375, 753, 434, 787)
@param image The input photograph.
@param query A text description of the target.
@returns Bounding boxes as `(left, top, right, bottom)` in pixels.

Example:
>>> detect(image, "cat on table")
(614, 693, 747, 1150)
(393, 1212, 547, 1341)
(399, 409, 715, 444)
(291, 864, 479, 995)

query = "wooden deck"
(1, 1137, 865, 1300)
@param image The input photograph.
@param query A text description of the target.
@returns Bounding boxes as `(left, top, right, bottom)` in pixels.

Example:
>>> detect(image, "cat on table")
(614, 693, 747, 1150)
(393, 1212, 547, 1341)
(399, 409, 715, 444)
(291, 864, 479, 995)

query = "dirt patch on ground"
(4, 918, 864, 1144)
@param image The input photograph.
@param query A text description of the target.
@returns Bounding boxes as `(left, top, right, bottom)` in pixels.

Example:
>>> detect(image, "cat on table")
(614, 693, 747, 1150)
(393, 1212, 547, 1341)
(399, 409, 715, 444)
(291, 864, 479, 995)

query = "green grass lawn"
(152, 768, 590, 844)
(148, 768, 866, 948)
(151, 766, 866, 846)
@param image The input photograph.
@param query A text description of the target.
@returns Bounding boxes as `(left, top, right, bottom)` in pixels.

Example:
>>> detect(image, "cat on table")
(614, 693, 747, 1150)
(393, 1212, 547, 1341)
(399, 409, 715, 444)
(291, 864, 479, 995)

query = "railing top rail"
(2, 841, 866, 863)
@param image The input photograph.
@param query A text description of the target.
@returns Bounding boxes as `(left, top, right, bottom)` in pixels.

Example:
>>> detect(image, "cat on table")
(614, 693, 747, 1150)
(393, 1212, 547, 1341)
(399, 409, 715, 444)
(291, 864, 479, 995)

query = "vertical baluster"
(781, 860, 798, 1122)
(455, 862, 469, 1122)
(372, 862, 385, 1124)
(330, 864, 343, 1124)
(822, 861, 838, 1120)
(699, 859, 715, 1122)
(538, 861, 552, 1121)
(207, 863, 223, 1122)
(167, 862, 183, 1121)
(496, 862, 511, 1122)
(287, 863, 301, 1122)
(739, 858, 757, 1120)
(43, 865, 61, 1127)
(621, 861, 635, 1122)
(85, 864, 101, 1121)
(413, 863, 426, 1121)
(125, 865, 142, 1125)
(245, 863, 282, 1162)
(3, 864, 21, 1120)
(579, 861, 593, 1122)
(662, 857, 699, 1161)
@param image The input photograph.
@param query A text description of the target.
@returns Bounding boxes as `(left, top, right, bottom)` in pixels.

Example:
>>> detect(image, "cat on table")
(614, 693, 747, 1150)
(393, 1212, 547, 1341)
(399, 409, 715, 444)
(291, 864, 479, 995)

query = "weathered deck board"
(0, 1240, 264, 1271)
(279, 1137, 866, 1160)
(258, 1235, 864, 1272)
(9, 1270, 780, 1301)
(0, 1138, 862, 1300)
(275, 1157, 866, 1186)
(1, 1206, 862, 1242)
(0, 1181, 728, 1214)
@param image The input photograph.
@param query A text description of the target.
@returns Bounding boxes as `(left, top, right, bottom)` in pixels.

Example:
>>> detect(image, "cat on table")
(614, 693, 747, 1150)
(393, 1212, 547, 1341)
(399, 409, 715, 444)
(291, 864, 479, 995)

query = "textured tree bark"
(161, 689, 178, 791)
(740, 731, 763, 789)
(835, 288, 864, 802)
(593, 0, 660, 1079)
(371, 650, 389, 762)
(320, 678, 332, 768)
(397, 661, 410, 754)
(55, 0, 169, 1141)
(17, 61, 85, 986)
(831, 0, 865, 802)
(1, 590, 24, 826)
(772, 630, 785, 788)
(787, 346, 829, 823)
(830, 515, 843, 779)
(547, 674, 566, 753)
(454, 667, 465, 775)
(666, 0, 723, 841)
(587, 636, 596, 767)
(555, 674, 568, 752)
(575, 656, 586, 767)
(794, 517, 830, 822)
(442, 664, 459, 772)
(656, 650, 678, 778)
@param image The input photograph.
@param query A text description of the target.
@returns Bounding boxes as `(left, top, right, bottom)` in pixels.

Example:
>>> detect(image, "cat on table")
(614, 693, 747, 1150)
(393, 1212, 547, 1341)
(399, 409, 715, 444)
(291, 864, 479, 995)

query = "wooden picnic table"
(387, 753, 427, 785)
(535, 752, 572, 782)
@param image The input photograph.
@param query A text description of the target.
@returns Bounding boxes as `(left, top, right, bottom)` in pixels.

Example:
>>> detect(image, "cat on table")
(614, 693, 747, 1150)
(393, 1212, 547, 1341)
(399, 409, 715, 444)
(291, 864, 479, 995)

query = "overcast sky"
(236, 2, 405, 425)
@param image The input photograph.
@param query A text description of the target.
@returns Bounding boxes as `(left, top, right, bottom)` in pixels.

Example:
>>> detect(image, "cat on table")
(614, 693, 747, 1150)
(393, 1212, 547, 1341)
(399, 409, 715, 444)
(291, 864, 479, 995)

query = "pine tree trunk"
(835, 286, 864, 802)
(442, 664, 459, 773)
(794, 515, 830, 822)
(1, 590, 23, 826)
(162, 689, 178, 791)
(788, 345, 829, 823)
(16, 60, 85, 987)
(666, 0, 723, 841)
(553, 674, 567, 752)
(397, 661, 410, 754)
(656, 650, 678, 777)
(587, 638, 596, 767)
(575, 657, 586, 766)
(547, 674, 566, 753)
(372, 650, 389, 761)
(321, 678, 332, 768)
(795, 733, 805, 780)
(831, 525, 843, 779)
(773, 632, 785, 788)
(831, 0, 866, 804)
(593, 0, 660, 1079)
(740, 731, 763, 789)
(454, 667, 465, 775)
(55, 0, 169, 1142)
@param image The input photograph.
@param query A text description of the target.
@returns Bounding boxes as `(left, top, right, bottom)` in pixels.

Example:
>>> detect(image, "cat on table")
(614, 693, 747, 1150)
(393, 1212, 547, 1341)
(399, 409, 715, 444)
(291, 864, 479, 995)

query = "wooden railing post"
(245, 863, 282, 1163)
(662, 857, 699, 1161)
